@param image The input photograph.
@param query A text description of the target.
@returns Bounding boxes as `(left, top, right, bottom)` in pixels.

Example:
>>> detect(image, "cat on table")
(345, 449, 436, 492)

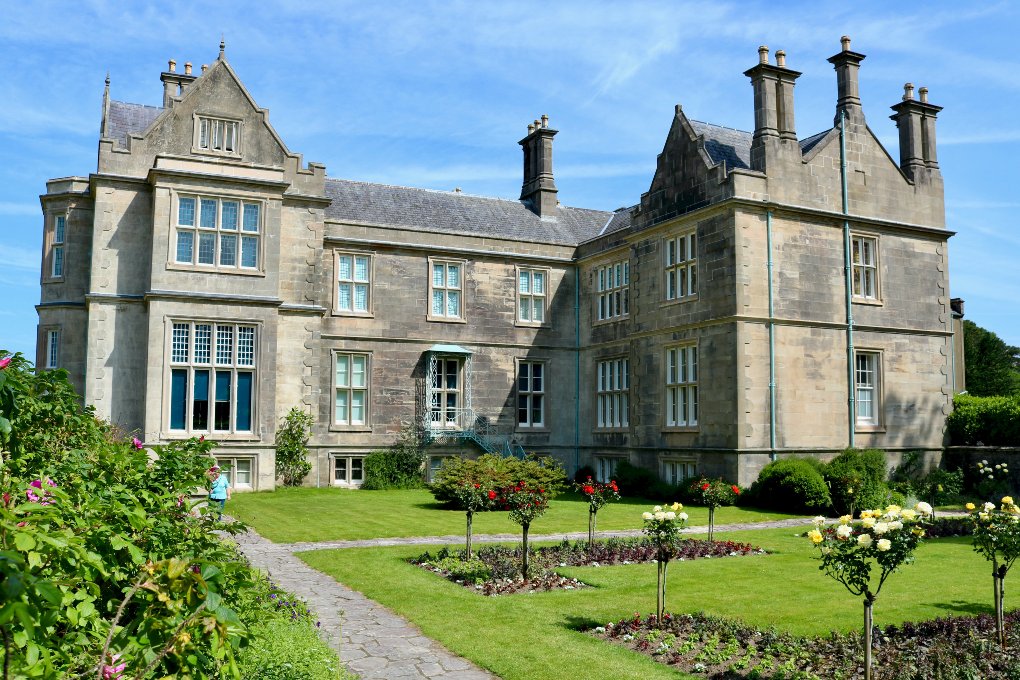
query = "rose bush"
(687, 477, 739, 541)
(968, 495, 1020, 647)
(575, 476, 620, 545)
(642, 503, 689, 622)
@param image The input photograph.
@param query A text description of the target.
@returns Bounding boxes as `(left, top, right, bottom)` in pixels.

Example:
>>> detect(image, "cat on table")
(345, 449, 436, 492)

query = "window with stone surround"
(662, 459, 697, 486)
(594, 455, 624, 483)
(517, 361, 545, 428)
(332, 454, 365, 487)
(855, 350, 882, 428)
(168, 321, 256, 434)
(335, 251, 372, 315)
(852, 234, 880, 301)
(596, 260, 629, 321)
(664, 231, 697, 301)
(516, 267, 547, 325)
(428, 258, 464, 321)
(51, 214, 66, 279)
(596, 357, 629, 429)
(665, 344, 698, 427)
(334, 352, 369, 427)
(216, 456, 255, 491)
(195, 115, 240, 155)
(174, 194, 261, 271)
(45, 329, 60, 370)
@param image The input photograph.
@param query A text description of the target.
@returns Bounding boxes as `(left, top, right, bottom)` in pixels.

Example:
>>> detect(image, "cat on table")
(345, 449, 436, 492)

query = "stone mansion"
(37, 37, 961, 492)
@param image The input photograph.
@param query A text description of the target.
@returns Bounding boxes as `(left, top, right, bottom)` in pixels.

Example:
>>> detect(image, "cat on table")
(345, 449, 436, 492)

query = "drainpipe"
(839, 108, 856, 448)
(574, 266, 581, 475)
(766, 210, 777, 461)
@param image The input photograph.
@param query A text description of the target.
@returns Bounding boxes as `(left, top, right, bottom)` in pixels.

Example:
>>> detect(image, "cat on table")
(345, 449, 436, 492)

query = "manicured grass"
(300, 529, 1001, 680)
(229, 487, 801, 543)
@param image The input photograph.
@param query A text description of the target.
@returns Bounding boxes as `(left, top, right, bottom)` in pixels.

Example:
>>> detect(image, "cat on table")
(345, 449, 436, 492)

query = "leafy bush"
(748, 458, 831, 513)
(362, 421, 426, 489)
(612, 460, 676, 500)
(947, 393, 1020, 445)
(238, 619, 347, 679)
(429, 453, 566, 507)
(275, 407, 313, 486)
(823, 448, 890, 515)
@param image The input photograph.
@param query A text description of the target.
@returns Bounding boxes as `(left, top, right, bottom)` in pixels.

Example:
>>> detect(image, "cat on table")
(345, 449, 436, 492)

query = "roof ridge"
(325, 177, 611, 215)
(109, 99, 164, 111)
(689, 118, 752, 135)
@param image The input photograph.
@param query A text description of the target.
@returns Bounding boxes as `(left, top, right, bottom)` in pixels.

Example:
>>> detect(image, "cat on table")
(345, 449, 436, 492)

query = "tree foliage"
(275, 407, 313, 486)
(964, 320, 1020, 397)
(361, 421, 427, 489)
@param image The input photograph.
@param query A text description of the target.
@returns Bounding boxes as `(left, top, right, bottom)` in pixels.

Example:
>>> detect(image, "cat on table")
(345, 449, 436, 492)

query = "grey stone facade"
(37, 38, 959, 492)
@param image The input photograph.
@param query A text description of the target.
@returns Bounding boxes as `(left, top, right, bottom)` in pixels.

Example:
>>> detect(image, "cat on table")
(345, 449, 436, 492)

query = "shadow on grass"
(562, 614, 604, 632)
(930, 600, 992, 616)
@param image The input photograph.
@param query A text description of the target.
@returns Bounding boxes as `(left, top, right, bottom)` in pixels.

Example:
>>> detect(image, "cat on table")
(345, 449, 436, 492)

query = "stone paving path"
(233, 515, 822, 679)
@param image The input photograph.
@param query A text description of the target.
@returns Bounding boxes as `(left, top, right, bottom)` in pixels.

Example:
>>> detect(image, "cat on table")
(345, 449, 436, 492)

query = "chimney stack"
(890, 83, 942, 181)
(160, 57, 198, 107)
(519, 115, 558, 217)
(744, 45, 801, 172)
(827, 35, 866, 126)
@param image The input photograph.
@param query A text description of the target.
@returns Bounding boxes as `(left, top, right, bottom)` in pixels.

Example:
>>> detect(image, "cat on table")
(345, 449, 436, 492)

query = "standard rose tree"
(499, 482, 549, 581)
(641, 503, 689, 622)
(575, 476, 620, 546)
(452, 481, 498, 559)
(967, 496, 1020, 648)
(808, 503, 929, 680)
(688, 477, 740, 541)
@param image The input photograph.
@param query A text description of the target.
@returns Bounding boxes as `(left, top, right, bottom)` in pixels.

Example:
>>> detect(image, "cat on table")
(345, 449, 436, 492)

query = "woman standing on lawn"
(208, 465, 231, 520)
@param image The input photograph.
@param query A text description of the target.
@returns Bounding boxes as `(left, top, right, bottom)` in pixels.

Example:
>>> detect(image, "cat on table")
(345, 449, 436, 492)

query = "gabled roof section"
(799, 128, 835, 157)
(106, 100, 163, 148)
(324, 179, 611, 246)
(689, 120, 752, 171)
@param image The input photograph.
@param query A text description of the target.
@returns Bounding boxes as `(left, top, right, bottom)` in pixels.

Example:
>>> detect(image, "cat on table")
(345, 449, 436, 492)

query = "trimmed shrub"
(612, 460, 677, 500)
(748, 458, 831, 513)
(947, 393, 1020, 446)
(238, 619, 348, 679)
(823, 448, 890, 515)
(429, 453, 567, 507)
(361, 421, 427, 489)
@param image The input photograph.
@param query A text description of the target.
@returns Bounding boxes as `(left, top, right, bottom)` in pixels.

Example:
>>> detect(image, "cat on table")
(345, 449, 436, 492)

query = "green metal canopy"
(427, 344, 473, 354)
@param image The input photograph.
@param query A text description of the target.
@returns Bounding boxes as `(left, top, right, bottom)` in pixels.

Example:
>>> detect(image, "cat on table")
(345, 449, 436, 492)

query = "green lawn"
(229, 487, 801, 542)
(300, 529, 999, 680)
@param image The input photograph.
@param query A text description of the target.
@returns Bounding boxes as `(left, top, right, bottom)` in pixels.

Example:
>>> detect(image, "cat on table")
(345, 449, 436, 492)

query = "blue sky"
(2, 1, 1018, 359)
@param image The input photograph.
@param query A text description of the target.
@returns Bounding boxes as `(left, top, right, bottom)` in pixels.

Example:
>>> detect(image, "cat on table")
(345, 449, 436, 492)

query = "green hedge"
(947, 393, 1020, 446)
(361, 449, 427, 490)
(823, 448, 890, 515)
(748, 458, 831, 513)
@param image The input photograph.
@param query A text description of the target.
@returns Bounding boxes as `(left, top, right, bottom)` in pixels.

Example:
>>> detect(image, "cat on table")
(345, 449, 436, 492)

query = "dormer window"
(195, 115, 240, 155)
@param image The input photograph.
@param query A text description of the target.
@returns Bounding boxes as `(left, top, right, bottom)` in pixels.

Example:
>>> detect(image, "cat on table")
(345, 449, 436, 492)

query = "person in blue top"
(208, 465, 231, 520)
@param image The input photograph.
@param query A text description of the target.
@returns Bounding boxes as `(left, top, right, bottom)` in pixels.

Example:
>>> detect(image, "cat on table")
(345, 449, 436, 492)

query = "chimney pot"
(841, 35, 851, 51)
(541, 114, 549, 128)
(919, 87, 929, 103)
(168, 59, 176, 72)
(903, 83, 914, 100)
(184, 62, 192, 75)
(201, 64, 208, 73)
(758, 45, 769, 64)
(527, 122, 535, 134)
(775, 50, 786, 68)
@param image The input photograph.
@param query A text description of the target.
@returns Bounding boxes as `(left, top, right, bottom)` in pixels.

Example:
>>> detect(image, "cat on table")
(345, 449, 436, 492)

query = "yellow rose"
(1002, 496, 1014, 506)
(808, 529, 824, 544)
(965, 502, 976, 511)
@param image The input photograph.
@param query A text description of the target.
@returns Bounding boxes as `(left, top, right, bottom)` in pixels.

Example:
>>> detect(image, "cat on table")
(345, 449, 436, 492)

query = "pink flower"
(132, 437, 143, 450)
(101, 653, 126, 679)
(30, 479, 42, 490)
(26, 490, 40, 503)
(0, 357, 10, 370)
(45, 478, 56, 488)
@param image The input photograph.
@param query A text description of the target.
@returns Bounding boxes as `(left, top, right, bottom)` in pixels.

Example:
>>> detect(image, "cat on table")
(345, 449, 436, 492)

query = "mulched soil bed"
(411, 537, 767, 596)
(592, 609, 1020, 679)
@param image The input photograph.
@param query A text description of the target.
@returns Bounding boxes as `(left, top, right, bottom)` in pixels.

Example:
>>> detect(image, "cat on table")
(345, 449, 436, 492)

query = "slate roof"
(324, 178, 612, 246)
(689, 119, 836, 171)
(599, 207, 634, 237)
(106, 100, 163, 147)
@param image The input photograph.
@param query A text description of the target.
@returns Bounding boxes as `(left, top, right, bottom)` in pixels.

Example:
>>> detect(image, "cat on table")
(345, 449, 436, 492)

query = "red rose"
(732, 485, 740, 494)
(488, 490, 497, 500)
(583, 485, 594, 495)
(473, 483, 480, 488)
(701, 482, 710, 491)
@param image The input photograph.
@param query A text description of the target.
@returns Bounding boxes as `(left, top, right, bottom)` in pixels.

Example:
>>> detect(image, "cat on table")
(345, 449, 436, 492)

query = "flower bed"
(411, 537, 766, 596)
(592, 610, 1020, 679)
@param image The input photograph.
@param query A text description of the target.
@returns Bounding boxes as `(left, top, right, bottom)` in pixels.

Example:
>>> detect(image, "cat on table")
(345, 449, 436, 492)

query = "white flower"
(915, 502, 933, 515)
(857, 534, 873, 548)
(839, 515, 852, 525)
(984, 502, 996, 512)
(678, 512, 689, 521)
(665, 512, 676, 521)
(653, 505, 662, 512)
(873, 522, 889, 535)
(861, 516, 876, 528)
(876, 539, 892, 552)
(889, 521, 903, 531)
(836, 524, 853, 539)
(812, 516, 826, 526)
(982, 460, 989, 465)
(900, 509, 917, 521)
(654, 511, 666, 521)
(979, 512, 990, 521)
(642, 512, 653, 520)
(885, 505, 902, 516)
(995, 464, 1002, 470)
